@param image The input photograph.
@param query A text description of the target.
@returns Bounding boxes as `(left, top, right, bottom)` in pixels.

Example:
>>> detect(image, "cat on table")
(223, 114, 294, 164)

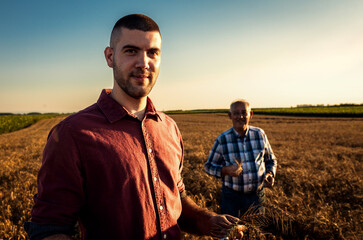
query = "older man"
(204, 99, 277, 217)
(25, 14, 244, 240)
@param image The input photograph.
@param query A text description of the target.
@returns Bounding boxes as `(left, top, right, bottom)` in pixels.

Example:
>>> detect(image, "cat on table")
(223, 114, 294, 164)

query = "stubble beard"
(113, 67, 156, 100)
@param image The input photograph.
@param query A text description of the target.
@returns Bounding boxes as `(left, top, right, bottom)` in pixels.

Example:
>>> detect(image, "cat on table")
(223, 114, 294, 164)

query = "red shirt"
(31, 89, 185, 240)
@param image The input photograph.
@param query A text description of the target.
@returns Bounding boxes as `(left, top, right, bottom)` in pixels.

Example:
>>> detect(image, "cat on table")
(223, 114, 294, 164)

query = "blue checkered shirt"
(204, 126, 277, 193)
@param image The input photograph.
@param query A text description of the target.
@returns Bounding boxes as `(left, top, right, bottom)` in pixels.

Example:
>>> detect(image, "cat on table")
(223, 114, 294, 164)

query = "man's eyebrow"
(122, 45, 141, 50)
(121, 45, 160, 52)
(149, 47, 161, 52)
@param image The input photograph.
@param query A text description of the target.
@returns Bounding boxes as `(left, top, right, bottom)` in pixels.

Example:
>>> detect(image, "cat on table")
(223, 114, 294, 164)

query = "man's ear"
(104, 47, 114, 68)
(228, 111, 232, 119)
(250, 111, 253, 120)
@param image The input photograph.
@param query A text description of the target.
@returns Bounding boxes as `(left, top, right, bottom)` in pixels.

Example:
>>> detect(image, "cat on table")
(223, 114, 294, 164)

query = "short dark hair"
(110, 14, 160, 47)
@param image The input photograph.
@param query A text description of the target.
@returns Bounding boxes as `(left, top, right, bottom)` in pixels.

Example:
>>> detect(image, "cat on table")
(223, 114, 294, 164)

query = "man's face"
(106, 28, 161, 99)
(229, 102, 253, 133)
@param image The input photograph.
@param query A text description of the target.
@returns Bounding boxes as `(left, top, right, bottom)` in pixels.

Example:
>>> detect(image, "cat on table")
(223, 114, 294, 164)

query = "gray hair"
(230, 99, 251, 112)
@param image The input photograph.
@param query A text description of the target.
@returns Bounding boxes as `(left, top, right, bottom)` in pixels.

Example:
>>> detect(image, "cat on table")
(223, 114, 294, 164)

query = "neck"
(235, 127, 247, 137)
(110, 86, 147, 120)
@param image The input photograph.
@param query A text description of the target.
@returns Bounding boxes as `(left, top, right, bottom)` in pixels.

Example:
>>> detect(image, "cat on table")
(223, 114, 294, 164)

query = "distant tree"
(27, 112, 42, 115)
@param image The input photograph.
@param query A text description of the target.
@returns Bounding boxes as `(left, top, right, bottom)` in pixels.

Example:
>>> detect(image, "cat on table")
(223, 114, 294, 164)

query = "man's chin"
(237, 122, 247, 127)
(122, 85, 153, 99)
(130, 90, 151, 99)
(234, 124, 247, 132)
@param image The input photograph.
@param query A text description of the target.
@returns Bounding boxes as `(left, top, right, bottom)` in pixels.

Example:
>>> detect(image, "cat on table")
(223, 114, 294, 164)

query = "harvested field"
(0, 116, 67, 239)
(0, 114, 362, 239)
(171, 114, 363, 240)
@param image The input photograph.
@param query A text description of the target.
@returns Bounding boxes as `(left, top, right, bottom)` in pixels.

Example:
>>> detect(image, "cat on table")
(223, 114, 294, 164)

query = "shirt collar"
(97, 89, 162, 123)
(145, 97, 163, 121)
(232, 126, 250, 140)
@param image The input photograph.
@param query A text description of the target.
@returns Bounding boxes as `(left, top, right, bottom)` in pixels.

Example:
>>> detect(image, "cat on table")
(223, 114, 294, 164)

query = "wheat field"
(174, 114, 362, 240)
(0, 114, 362, 239)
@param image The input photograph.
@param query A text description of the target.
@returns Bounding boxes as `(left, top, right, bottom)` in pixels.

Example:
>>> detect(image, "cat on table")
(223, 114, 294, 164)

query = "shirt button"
(159, 206, 163, 211)
(249, 179, 252, 182)
(148, 148, 152, 153)
(154, 177, 157, 182)
(163, 234, 167, 239)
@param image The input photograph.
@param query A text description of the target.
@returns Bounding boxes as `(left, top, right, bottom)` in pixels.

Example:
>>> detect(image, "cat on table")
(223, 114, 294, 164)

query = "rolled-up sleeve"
(263, 133, 277, 177)
(29, 122, 84, 232)
(204, 138, 225, 178)
(177, 133, 185, 194)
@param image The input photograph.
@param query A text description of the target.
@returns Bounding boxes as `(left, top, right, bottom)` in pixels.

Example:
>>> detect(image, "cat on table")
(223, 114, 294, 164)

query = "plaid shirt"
(204, 126, 277, 193)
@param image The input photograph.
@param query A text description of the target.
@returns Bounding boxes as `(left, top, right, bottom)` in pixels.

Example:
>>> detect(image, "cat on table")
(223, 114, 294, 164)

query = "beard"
(113, 66, 157, 99)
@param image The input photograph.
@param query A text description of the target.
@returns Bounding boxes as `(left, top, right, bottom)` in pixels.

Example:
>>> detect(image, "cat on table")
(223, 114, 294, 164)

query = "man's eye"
(125, 49, 137, 54)
(233, 112, 248, 116)
(148, 50, 159, 57)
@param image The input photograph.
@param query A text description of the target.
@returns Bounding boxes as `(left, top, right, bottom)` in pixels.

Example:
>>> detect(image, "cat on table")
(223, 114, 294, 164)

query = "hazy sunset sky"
(1, 0, 362, 113)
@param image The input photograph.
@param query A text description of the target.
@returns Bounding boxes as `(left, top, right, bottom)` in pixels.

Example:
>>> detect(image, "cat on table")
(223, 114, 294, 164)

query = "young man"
(25, 14, 244, 240)
(204, 99, 277, 217)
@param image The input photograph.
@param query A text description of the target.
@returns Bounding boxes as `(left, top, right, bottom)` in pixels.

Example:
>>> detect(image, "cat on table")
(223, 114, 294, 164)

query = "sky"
(0, 0, 362, 113)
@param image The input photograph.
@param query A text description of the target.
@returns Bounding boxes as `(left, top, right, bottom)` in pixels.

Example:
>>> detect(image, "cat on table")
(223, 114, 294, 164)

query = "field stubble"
(0, 114, 362, 239)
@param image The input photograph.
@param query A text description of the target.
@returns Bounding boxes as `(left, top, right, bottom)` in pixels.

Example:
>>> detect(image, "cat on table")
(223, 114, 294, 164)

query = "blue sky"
(0, 0, 362, 113)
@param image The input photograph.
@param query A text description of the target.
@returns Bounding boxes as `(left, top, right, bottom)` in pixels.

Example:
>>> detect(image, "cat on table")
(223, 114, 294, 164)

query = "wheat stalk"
(224, 204, 269, 239)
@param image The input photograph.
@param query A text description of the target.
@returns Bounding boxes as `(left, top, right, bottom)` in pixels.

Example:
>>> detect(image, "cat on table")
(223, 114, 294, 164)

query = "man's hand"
(207, 214, 244, 239)
(179, 196, 245, 238)
(263, 172, 274, 188)
(222, 160, 243, 177)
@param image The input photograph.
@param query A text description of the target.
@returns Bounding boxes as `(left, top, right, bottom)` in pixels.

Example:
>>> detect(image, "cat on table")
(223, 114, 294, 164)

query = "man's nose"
(135, 52, 150, 69)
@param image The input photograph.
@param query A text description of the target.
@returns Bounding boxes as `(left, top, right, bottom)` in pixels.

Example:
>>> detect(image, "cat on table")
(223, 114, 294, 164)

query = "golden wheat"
(0, 114, 362, 239)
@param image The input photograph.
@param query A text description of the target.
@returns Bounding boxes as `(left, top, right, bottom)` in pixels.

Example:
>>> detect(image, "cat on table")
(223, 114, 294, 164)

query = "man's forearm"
(178, 196, 216, 235)
(178, 195, 242, 238)
(221, 166, 228, 176)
